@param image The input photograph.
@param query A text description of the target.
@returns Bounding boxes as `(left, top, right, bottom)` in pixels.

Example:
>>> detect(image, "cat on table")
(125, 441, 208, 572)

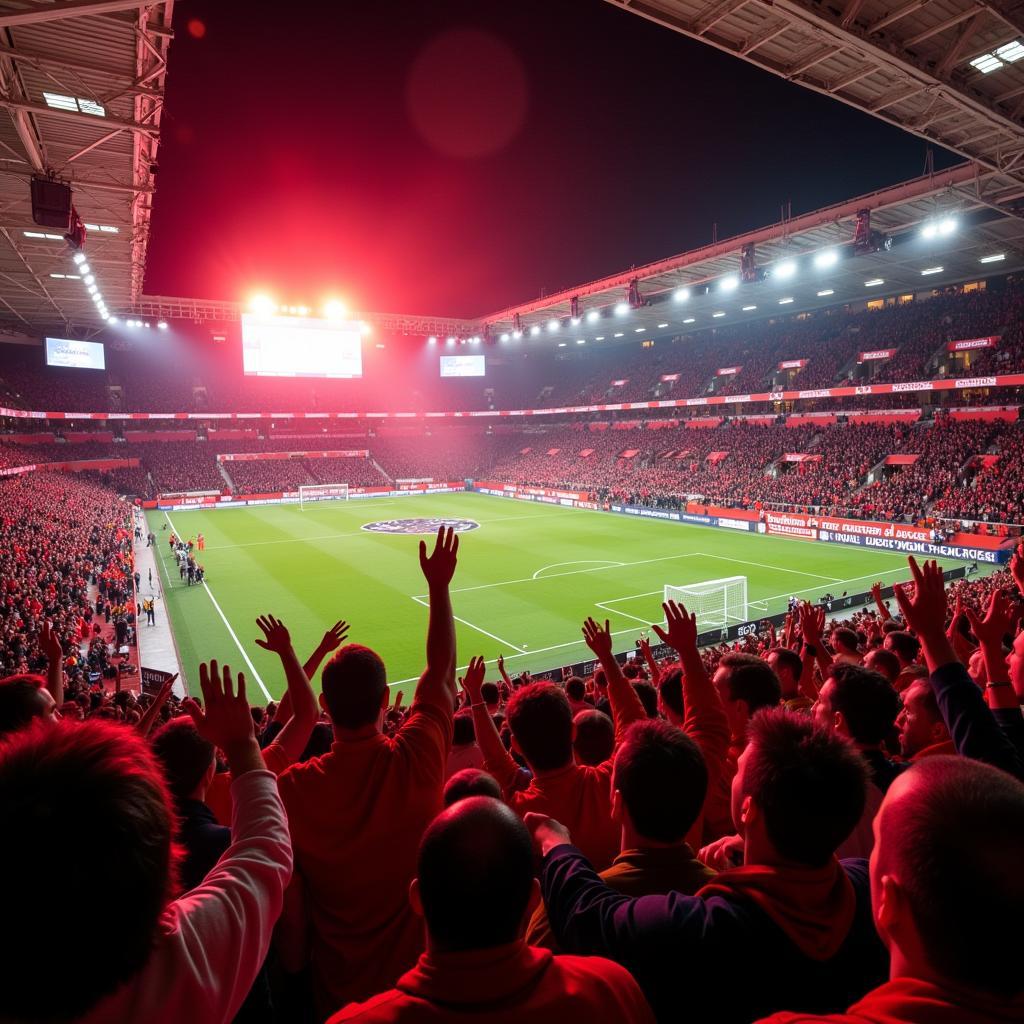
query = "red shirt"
(756, 975, 1024, 1023)
(327, 941, 655, 1023)
(278, 703, 452, 1018)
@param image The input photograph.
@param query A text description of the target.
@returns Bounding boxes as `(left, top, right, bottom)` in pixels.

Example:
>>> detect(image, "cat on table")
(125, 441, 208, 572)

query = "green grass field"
(148, 493, 951, 703)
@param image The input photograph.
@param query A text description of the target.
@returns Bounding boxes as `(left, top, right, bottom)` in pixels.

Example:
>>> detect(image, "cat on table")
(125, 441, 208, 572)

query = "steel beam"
(0, 0, 158, 28)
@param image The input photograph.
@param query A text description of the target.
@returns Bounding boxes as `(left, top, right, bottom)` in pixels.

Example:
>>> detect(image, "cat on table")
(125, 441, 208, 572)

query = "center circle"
(361, 517, 481, 535)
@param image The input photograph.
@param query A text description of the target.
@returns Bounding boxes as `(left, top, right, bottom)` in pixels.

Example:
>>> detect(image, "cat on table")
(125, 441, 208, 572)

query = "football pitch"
(148, 492, 947, 702)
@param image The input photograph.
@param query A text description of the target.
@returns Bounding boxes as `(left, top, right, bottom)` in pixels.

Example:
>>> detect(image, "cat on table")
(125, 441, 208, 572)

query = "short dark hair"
(881, 757, 1024, 998)
(658, 666, 684, 718)
(322, 644, 387, 729)
(151, 717, 215, 802)
(865, 648, 900, 683)
(719, 654, 782, 713)
(633, 680, 659, 718)
(0, 720, 176, 1020)
(565, 676, 586, 702)
(573, 709, 614, 766)
(615, 720, 707, 843)
(506, 683, 573, 772)
(744, 708, 868, 867)
(0, 674, 47, 736)
(443, 768, 501, 807)
(886, 630, 920, 664)
(769, 648, 802, 683)
(452, 712, 476, 746)
(832, 627, 859, 653)
(829, 664, 902, 745)
(481, 682, 500, 706)
(417, 797, 534, 950)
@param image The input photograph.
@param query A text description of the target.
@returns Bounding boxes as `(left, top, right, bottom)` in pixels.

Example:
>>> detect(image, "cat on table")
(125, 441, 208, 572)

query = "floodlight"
(674, 288, 690, 302)
(548, 319, 559, 332)
(719, 276, 739, 293)
(813, 249, 838, 269)
(586, 309, 600, 322)
(614, 302, 629, 316)
(72, 252, 86, 264)
(157, 321, 168, 329)
(774, 260, 797, 280)
(249, 294, 275, 316)
(530, 324, 541, 336)
(324, 299, 347, 319)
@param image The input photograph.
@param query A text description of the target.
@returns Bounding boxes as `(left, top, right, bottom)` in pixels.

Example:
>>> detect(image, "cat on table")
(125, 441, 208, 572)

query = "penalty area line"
(161, 511, 272, 702)
(410, 595, 526, 654)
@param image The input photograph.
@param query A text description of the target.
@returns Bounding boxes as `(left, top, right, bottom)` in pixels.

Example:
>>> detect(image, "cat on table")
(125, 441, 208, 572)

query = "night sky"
(144, 0, 961, 316)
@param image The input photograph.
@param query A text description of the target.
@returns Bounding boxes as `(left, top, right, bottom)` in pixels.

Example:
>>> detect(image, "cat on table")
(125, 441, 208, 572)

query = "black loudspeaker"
(30, 177, 72, 229)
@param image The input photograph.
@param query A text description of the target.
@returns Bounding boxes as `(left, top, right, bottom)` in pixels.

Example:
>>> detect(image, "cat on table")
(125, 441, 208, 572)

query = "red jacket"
(328, 941, 654, 1023)
(756, 976, 1024, 1023)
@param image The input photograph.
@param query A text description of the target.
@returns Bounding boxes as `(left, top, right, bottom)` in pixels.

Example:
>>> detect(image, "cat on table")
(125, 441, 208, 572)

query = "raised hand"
(185, 660, 255, 754)
(419, 525, 459, 589)
(652, 600, 697, 655)
(1010, 543, 1024, 599)
(523, 812, 573, 858)
(319, 620, 349, 653)
(254, 614, 292, 655)
(798, 600, 825, 645)
(582, 617, 614, 661)
(460, 655, 486, 704)
(965, 588, 1015, 649)
(38, 620, 62, 664)
(637, 635, 653, 661)
(893, 557, 947, 640)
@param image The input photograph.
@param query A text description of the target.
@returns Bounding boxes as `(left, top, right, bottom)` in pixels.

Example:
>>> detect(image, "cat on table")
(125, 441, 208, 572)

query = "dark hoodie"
(541, 845, 887, 1024)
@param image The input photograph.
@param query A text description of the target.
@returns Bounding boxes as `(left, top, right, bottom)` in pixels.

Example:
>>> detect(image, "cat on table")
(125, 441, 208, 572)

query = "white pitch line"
(410, 595, 526, 653)
(700, 552, 842, 583)
(162, 511, 272, 701)
(533, 559, 624, 580)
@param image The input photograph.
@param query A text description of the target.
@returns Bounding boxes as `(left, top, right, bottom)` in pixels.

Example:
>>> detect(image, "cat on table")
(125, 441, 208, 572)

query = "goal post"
(298, 483, 350, 509)
(663, 576, 748, 630)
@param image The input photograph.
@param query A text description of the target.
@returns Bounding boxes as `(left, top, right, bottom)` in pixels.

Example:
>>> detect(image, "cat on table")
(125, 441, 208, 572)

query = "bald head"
(416, 796, 535, 951)
(873, 757, 1024, 998)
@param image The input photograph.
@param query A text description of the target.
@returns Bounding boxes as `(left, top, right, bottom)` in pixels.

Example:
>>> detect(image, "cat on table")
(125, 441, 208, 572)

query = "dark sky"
(145, 0, 961, 317)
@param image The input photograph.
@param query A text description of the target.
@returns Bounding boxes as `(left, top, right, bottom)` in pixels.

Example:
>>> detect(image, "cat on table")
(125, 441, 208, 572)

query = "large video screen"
(45, 337, 105, 371)
(440, 354, 485, 378)
(241, 313, 362, 379)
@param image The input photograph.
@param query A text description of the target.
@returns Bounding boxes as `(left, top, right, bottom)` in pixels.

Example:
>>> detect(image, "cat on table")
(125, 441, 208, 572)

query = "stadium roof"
(480, 161, 1024, 340)
(0, 0, 172, 337)
(601, 0, 1024, 187)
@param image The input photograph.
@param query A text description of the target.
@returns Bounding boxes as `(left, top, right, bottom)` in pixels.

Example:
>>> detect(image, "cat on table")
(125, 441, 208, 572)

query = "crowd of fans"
(2, 277, 1024, 418)
(2, 494, 1023, 1023)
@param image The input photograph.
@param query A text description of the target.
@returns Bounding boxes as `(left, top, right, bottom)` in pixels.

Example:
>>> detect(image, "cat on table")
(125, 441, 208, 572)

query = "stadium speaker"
(30, 176, 72, 229)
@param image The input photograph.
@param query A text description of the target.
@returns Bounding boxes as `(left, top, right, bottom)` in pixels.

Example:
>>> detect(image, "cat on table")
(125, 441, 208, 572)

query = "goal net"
(298, 483, 350, 509)
(664, 576, 748, 630)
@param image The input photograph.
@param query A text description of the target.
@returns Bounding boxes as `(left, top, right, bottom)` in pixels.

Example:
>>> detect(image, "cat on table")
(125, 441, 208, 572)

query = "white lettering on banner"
(855, 386, 873, 395)
(893, 381, 934, 392)
(686, 398, 708, 406)
(717, 518, 753, 531)
(863, 537, 1000, 563)
(768, 392, 784, 401)
(727, 395, 751, 403)
(797, 389, 831, 399)
(955, 376, 997, 388)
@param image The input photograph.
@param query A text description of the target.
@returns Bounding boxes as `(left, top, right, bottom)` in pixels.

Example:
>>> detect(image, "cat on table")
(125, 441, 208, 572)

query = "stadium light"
(548, 319, 559, 332)
(446, 337, 455, 345)
(427, 336, 437, 344)
(249, 294, 275, 316)
(634, 327, 645, 333)
(499, 333, 509, 341)
(144, 322, 152, 328)
(742, 304, 757, 311)
(779, 297, 794, 304)
(324, 299, 347, 320)
(865, 278, 884, 287)
(719, 276, 739, 293)
(595, 335, 605, 340)
(673, 287, 690, 302)
(512, 330, 522, 339)
(91, 293, 103, 304)
(72, 252, 86, 265)
(713, 311, 726, 317)
(614, 302, 629, 316)
(813, 249, 839, 269)
(980, 253, 1005, 263)
(817, 288, 834, 296)
(657, 323, 668, 328)
(586, 309, 600, 322)
(157, 321, 168, 329)
(921, 216, 957, 240)
(360, 322, 372, 336)
(570, 317, 581, 326)
(557, 341, 566, 348)
(613, 331, 624, 337)
(87, 283, 97, 294)
(576, 339, 586, 344)
(83, 274, 95, 286)
(107, 317, 118, 325)
(683, 317, 695, 323)
(530, 324, 541, 336)
(774, 260, 797, 280)
(921, 266, 944, 275)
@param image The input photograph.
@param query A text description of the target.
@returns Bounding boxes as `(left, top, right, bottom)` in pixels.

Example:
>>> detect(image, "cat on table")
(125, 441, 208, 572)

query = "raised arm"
(497, 653, 513, 689)
(39, 621, 64, 708)
(652, 601, 729, 785)
(636, 636, 662, 686)
(871, 581, 892, 622)
(254, 615, 318, 765)
(414, 526, 459, 713)
(581, 617, 645, 743)
(302, 620, 349, 683)
(464, 655, 519, 791)
(894, 557, 1023, 780)
(797, 601, 831, 695)
(137, 673, 177, 737)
